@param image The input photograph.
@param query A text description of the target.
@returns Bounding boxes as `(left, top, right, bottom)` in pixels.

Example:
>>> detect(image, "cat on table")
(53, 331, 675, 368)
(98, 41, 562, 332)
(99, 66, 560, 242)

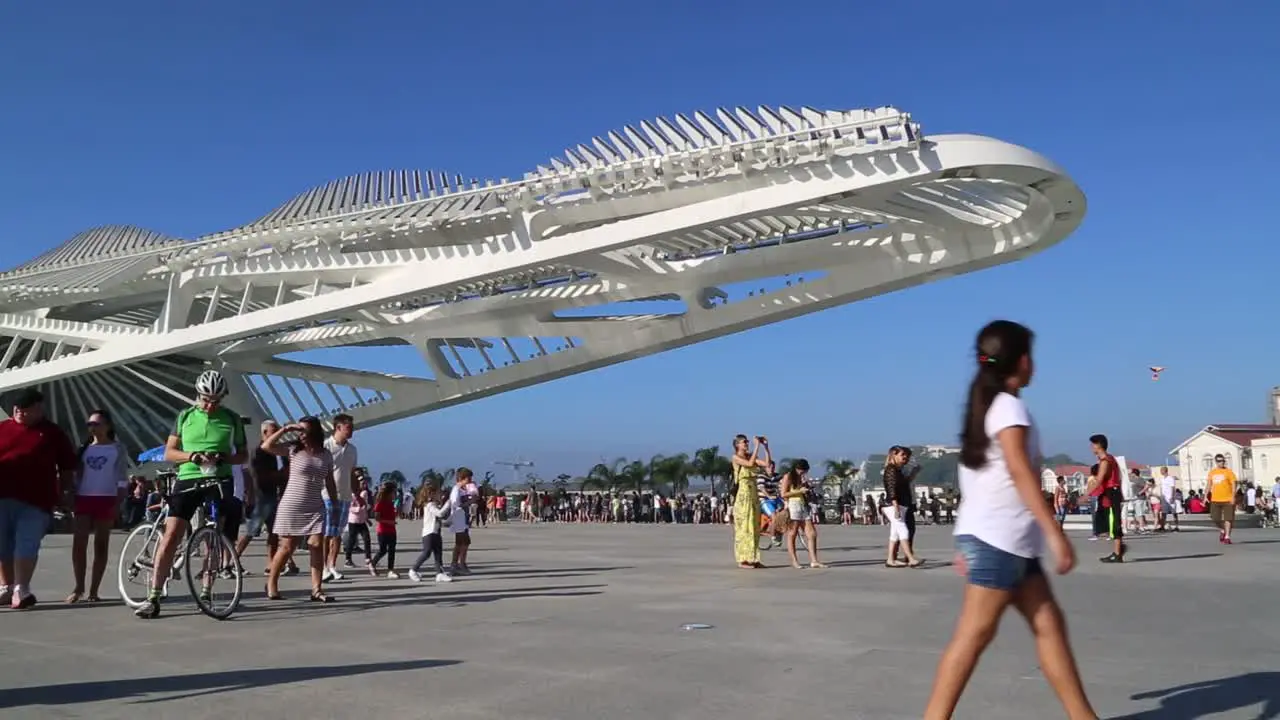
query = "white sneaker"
(386, 571, 400, 579)
(329, 568, 344, 581)
(407, 570, 422, 582)
(434, 572, 453, 583)
(321, 567, 334, 582)
(367, 561, 377, 576)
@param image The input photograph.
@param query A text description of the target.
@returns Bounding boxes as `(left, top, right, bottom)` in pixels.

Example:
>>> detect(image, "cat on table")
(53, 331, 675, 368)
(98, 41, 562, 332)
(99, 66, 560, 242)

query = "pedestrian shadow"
(467, 565, 631, 578)
(1127, 553, 1221, 564)
(1239, 538, 1280, 545)
(0, 658, 461, 709)
(826, 559, 899, 568)
(235, 583, 606, 619)
(1111, 671, 1280, 719)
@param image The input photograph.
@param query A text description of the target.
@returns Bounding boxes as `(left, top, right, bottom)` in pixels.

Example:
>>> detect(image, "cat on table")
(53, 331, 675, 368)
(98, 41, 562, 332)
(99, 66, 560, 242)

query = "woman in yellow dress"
(731, 434, 771, 569)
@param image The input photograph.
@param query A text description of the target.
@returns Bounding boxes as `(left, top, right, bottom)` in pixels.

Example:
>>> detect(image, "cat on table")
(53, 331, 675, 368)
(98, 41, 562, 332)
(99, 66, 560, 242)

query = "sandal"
(309, 590, 334, 604)
(884, 561, 907, 568)
(86, 595, 102, 603)
(909, 559, 927, 568)
(64, 591, 83, 604)
(809, 562, 829, 569)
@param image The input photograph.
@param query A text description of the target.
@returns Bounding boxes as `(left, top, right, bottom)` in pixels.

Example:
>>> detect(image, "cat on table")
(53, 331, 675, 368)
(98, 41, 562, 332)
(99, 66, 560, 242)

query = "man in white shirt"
(448, 467, 473, 575)
(1157, 466, 1178, 532)
(322, 414, 357, 581)
(1245, 485, 1257, 513)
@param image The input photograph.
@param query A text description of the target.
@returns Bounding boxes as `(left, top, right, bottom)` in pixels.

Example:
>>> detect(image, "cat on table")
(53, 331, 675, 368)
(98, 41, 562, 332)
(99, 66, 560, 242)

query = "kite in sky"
(1150, 366, 1166, 381)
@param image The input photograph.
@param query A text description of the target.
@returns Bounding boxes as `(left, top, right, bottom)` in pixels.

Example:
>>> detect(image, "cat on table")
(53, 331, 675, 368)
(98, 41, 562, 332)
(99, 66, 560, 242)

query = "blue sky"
(2, 2, 1277, 478)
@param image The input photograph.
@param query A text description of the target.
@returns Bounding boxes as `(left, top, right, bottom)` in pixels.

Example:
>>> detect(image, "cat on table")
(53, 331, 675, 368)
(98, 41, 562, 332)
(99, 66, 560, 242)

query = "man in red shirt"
(0, 388, 77, 609)
(1089, 433, 1127, 563)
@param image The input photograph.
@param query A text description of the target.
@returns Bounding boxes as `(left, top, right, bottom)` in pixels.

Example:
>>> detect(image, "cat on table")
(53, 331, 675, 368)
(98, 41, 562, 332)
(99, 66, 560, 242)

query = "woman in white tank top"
(67, 409, 129, 603)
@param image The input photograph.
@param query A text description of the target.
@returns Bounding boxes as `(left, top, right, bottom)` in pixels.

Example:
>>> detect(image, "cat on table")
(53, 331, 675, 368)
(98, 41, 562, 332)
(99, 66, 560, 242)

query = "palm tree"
(418, 468, 446, 491)
(824, 459, 858, 492)
(649, 453, 691, 494)
(691, 446, 732, 496)
(586, 458, 629, 493)
(618, 460, 648, 493)
(380, 469, 408, 489)
(552, 473, 571, 496)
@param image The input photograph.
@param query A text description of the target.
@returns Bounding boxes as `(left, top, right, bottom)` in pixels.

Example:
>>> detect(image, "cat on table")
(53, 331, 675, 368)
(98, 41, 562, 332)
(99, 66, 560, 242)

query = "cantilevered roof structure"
(0, 105, 1085, 460)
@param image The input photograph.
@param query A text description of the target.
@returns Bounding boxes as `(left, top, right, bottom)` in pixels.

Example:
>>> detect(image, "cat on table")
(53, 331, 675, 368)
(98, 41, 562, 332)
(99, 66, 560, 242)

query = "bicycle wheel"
(117, 523, 162, 608)
(183, 525, 242, 620)
(757, 530, 774, 551)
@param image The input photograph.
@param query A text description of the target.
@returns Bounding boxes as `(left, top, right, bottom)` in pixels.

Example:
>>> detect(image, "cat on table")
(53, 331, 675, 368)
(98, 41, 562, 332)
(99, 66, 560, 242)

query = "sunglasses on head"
(87, 421, 101, 427)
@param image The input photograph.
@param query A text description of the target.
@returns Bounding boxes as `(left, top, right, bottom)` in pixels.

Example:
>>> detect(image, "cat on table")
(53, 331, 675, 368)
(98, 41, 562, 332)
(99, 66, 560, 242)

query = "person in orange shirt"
(1206, 454, 1238, 545)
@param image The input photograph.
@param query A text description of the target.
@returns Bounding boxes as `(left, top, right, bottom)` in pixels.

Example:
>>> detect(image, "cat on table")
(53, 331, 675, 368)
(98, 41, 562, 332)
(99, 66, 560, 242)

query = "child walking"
(449, 467, 474, 575)
(345, 475, 373, 569)
(369, 483, 399, 579)
(408, 486, 453, 583)
(924, 320, 1096, 719)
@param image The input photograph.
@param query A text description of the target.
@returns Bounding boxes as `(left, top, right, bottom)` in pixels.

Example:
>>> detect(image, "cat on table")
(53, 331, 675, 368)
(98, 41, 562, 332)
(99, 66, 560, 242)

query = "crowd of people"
(1, 318, 1276, 719)
(0, 371, 483, 614)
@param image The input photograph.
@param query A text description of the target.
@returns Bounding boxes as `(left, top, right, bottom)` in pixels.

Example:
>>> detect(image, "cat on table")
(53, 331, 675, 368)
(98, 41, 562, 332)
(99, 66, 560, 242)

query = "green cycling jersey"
(171, 405, 246, 482)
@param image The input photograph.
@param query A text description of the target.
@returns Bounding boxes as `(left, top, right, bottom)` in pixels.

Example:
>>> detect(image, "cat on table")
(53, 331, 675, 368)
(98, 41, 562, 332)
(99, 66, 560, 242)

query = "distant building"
(919, 445, 960, 459)
(1169, 424, 1280, 489)
(1269, 387, 1280, 426)
(1251, 436, 1280, 488)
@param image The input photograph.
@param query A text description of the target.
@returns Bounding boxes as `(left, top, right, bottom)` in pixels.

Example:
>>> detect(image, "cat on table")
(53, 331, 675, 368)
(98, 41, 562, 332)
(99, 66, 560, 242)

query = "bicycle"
(757, 506, 808, 553)
(116, 477, 243, 620)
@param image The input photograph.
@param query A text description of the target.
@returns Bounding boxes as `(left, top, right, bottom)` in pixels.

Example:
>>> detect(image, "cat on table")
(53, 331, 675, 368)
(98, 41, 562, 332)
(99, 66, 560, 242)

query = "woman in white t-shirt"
(924, 321, 1096, 720)
(67, 409, 129, 603)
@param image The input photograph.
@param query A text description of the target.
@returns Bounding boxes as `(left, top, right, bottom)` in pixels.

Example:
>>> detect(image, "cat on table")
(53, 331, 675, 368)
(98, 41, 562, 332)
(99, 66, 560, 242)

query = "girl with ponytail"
(924, 321, 1096, 720)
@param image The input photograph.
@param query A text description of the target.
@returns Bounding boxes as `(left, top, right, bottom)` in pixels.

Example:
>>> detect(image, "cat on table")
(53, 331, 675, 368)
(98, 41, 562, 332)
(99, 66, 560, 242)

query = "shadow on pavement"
(235, 583, 606, 619)
(1111, 671, 1280, 719)
(1127, 553, 1222, 564)
(0, 658, 461, 709)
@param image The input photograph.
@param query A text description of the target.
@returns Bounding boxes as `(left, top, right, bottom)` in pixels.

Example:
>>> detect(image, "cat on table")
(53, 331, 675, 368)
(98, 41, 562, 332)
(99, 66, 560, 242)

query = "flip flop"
(809, 563, 829, 569)
(884, 561, 907, 568)
(909, 559, 927, 568)
(64, 591, 83, 604)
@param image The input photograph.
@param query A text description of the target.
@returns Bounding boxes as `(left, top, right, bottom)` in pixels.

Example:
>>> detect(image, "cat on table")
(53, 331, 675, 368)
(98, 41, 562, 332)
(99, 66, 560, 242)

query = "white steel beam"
(0, 106, 1085, 452)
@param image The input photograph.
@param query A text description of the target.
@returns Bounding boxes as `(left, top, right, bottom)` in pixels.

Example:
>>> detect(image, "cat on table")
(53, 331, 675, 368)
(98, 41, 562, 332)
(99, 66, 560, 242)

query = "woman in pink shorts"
(67, 409, 129, 603)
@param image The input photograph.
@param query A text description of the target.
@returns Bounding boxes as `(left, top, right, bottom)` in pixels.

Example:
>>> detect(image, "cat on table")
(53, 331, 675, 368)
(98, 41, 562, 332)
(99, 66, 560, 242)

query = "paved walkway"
(2, 522, 1277, 719)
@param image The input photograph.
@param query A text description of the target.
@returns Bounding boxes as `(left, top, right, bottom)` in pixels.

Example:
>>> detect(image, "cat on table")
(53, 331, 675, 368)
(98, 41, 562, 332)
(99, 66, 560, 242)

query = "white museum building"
(1170, 424, 1280, 491)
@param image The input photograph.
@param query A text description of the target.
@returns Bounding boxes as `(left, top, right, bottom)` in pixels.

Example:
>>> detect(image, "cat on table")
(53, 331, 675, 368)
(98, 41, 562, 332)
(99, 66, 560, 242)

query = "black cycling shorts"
(167, 480, 237, 524)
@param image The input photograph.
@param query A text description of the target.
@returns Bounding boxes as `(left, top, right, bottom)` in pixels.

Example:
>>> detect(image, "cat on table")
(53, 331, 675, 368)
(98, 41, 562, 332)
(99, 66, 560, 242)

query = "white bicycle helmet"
(195, 369, 228, 399)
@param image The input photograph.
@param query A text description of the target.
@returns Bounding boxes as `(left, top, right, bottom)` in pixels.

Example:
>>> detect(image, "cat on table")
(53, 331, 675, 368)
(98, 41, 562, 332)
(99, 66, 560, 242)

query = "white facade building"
(0, 106, 1086, 460)
(1249, 437, 1280, 489)
(1170, 424, 1280, 490)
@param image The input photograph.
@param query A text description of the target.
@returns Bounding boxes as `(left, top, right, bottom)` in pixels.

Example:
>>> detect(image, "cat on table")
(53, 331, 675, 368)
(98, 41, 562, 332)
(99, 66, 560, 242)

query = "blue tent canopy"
(136, 446, 167, 463)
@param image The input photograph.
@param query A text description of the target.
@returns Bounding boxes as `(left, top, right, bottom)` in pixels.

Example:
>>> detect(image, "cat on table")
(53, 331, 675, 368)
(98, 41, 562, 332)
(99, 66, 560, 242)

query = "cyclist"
(757, 462, 784, 539)
(133, 369, 247, 619)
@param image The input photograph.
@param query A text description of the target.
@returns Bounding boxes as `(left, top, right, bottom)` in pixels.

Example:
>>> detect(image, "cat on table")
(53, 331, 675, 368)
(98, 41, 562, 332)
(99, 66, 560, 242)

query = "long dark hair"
(960, 320, 1034, 470)
(297, 416, 325, 452)
(79, 408, 116, 457)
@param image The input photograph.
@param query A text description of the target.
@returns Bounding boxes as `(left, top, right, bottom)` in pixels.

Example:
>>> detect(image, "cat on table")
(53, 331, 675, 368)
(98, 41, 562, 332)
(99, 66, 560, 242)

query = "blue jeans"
(955, 534, 1042, 592)
(0, 498, 50, 562)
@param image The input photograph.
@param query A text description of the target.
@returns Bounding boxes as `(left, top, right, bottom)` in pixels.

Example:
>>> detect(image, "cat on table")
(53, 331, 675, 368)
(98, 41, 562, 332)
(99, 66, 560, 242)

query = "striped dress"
(272, 446, 333, 537)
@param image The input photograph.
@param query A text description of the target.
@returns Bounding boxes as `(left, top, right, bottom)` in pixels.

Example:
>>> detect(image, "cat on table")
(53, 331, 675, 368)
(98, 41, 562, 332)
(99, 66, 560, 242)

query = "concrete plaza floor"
(1, 521, 1277, 719)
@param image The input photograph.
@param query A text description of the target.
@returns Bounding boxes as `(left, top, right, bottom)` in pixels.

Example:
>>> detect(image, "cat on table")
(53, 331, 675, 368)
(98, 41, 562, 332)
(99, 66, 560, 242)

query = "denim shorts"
(245, 495, 278, 538)
(955, 534, 1042, 592)
(323, 500, 349, 537)
(0, 498, 50, 561)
